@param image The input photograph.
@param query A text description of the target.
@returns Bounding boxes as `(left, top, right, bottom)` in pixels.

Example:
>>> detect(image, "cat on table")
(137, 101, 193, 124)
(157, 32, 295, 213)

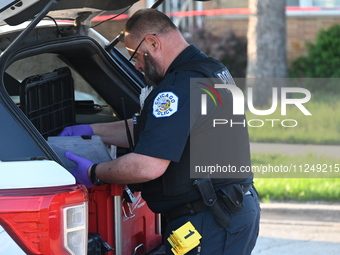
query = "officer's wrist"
(90, 163, 105, 186)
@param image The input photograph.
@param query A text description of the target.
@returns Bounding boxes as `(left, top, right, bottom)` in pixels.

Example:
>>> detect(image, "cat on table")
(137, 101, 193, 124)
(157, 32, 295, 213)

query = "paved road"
(253, 203, 340, 255)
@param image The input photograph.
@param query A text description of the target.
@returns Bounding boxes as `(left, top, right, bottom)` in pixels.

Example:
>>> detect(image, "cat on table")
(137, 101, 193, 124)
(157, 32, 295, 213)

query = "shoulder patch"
(153, 91, 178, 118)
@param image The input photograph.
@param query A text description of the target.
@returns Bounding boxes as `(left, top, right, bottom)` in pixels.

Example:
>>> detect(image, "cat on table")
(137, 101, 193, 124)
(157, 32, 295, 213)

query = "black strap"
(162, 198, 209, 222)
(121, 97, 134, 152)
(194, 178, 231, 228)
(162, 184, 253, 223)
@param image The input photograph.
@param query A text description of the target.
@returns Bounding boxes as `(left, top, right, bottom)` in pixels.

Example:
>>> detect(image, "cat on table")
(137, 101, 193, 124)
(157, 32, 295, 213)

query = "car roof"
(0, 0, 139, 26)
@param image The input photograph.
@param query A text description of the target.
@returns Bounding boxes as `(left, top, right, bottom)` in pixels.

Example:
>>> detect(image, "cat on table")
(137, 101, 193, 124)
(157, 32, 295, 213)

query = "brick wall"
(204, 15, 340, 65)
(91, 3, 340, 66)
(286, 16, 340, 63)
(204, 17, 248, 38)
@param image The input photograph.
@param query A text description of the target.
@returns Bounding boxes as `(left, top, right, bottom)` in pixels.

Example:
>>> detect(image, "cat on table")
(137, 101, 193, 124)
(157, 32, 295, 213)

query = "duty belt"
(162, 184, 252, 222)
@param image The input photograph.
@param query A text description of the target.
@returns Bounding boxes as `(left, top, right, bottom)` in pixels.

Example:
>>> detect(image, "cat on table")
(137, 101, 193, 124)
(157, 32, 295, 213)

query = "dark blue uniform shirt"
(133, 45, 252, 213)
(134, 45, 205, 162)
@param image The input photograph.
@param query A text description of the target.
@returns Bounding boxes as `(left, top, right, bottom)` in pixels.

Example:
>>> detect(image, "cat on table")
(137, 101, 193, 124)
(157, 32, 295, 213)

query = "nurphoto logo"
(200, 83, 312, 128)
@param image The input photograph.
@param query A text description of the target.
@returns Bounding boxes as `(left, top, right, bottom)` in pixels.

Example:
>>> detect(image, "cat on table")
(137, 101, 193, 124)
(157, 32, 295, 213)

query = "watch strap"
(90, 164, 105, 186)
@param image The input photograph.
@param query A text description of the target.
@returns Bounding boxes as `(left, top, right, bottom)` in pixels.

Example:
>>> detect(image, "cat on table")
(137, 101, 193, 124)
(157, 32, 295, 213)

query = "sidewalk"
(250, 142, 340, 158)
(253, 202, 340, 255)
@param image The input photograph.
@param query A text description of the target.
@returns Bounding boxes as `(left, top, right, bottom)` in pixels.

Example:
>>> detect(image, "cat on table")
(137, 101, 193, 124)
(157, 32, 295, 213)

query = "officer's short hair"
(124, 8, 178, 39)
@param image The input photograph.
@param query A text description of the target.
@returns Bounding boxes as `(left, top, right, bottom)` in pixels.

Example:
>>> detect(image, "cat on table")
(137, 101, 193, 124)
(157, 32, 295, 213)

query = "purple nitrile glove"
(58, 124, 94, 136)
(65, 152, 94, 188)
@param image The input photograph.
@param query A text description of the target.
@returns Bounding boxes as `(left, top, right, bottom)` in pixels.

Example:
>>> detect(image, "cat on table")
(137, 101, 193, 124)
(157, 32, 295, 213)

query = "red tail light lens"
(0, 185, 88, 255)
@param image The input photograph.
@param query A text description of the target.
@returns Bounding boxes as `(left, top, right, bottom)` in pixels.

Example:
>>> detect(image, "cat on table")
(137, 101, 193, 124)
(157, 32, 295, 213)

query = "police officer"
(60, 8, 260, 255)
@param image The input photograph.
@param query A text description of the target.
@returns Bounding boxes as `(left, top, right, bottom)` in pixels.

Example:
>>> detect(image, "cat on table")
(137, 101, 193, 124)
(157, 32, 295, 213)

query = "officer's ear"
(144, 34, 160, 53)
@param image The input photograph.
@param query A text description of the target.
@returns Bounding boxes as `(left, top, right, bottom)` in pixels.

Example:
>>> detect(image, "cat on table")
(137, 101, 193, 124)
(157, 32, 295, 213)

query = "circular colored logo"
(153, 92, 178, 118)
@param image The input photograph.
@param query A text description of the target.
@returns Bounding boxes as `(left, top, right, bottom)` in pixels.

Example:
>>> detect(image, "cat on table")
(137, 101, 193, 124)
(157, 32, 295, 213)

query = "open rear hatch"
(0, 0, 139, 26)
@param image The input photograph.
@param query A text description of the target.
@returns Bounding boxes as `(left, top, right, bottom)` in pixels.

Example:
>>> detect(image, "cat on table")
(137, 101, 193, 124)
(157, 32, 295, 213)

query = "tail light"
(0, 185, 88, 255)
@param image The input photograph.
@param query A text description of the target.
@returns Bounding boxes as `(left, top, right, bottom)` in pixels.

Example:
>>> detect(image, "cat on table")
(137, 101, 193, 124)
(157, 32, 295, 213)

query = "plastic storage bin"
(20, 67, 75, 137)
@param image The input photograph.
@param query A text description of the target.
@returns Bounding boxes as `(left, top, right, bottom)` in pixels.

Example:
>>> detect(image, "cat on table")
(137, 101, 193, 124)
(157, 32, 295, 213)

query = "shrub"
(185, 28, 247, 79)
(289, 24, 340, 93)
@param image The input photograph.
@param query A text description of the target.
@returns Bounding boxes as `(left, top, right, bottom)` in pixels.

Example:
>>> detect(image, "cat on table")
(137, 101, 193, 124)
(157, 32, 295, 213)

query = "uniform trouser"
(163, 188, 260, 255)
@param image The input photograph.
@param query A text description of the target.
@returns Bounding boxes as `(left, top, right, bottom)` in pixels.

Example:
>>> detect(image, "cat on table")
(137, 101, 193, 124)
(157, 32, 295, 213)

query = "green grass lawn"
(247, 92, 340, 145)
(254, 178, 340, 202)
(251, 153, 340, 178)
(252, 153, 340, 202)
(245, 91, 340, 202)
